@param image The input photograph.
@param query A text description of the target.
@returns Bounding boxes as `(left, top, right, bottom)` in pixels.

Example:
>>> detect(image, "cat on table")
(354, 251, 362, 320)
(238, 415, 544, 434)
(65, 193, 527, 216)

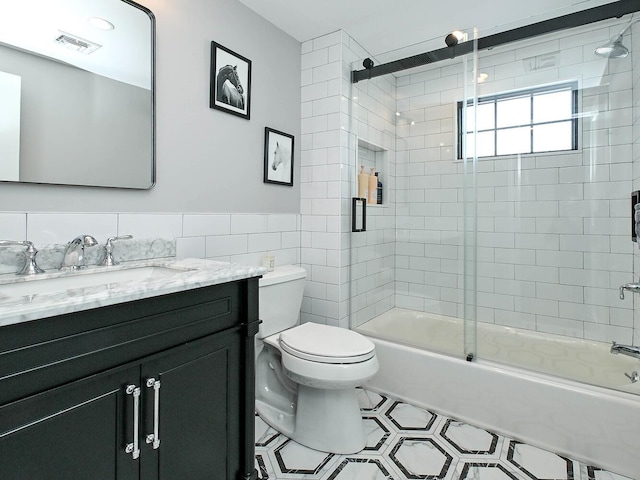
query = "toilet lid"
(279, 322, 375, 364)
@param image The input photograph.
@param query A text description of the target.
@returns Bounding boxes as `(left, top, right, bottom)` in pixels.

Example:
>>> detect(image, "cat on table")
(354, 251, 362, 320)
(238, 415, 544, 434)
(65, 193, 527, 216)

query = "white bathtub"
(357, 308, 640, 394)
(357, 308, 640, 478)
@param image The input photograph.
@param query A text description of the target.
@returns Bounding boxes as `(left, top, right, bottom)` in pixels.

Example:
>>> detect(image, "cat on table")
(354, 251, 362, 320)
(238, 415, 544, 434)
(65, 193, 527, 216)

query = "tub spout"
(619, 282, 640, 300)
(611, 342, 640, 360)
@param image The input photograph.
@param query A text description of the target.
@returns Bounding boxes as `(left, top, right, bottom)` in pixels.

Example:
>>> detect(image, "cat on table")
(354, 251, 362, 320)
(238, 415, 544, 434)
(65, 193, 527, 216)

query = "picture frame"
(210, 41, 251, 119)
(264, 127, 294, 186)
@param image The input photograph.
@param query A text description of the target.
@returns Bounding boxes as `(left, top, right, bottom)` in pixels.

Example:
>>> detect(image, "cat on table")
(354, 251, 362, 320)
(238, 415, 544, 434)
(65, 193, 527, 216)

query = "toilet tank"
(258, 265, 307, 339)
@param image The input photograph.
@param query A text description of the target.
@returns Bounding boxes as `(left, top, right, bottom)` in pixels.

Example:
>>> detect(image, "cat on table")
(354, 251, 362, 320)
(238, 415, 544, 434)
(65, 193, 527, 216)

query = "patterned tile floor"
(255, 389, 633, 480)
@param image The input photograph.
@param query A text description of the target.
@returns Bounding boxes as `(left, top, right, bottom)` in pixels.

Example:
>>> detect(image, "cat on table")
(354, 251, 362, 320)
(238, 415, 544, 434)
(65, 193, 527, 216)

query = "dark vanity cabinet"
(0, 278, 260, 480)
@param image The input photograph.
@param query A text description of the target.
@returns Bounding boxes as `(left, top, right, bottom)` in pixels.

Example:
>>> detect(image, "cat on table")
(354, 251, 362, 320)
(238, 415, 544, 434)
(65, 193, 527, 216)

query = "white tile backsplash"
(4, 212, 301, 270)
(230, 214, 269, 234)
(0, 213, 26, 240)
(176, 236, 206, 259)
(27, 213, 118, 245)
(118, 213, 182, 240)
(183, 214, 231, 236)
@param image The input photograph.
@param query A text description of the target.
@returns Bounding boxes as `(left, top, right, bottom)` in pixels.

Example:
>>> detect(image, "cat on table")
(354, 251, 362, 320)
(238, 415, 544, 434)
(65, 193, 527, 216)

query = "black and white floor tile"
(255, 389, 633, 480)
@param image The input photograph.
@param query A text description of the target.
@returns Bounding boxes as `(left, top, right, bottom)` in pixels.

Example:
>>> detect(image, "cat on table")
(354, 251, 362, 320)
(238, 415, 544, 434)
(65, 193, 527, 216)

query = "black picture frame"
(210, 41, 251, 119)
(263, 127, 294, 186)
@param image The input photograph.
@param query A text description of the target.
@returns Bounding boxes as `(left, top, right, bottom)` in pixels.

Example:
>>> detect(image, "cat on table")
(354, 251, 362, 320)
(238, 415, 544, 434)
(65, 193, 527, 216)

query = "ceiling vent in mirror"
(54, 31, 102, 54)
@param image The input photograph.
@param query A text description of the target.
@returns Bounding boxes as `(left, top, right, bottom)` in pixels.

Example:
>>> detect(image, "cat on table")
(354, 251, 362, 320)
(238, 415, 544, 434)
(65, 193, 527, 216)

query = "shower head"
(594, 34, 629, 59)
(594, 16, 638, 59)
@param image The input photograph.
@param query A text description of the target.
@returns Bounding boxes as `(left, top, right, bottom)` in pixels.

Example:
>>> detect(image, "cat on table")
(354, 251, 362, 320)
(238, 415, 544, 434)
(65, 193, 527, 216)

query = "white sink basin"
(0, 266, 189, 297)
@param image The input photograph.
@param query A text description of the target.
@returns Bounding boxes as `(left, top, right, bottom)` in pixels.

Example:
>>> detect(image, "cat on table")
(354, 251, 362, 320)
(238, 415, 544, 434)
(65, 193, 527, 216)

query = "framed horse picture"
(210, 41, 251, 119)
(264, 127, 294, 186)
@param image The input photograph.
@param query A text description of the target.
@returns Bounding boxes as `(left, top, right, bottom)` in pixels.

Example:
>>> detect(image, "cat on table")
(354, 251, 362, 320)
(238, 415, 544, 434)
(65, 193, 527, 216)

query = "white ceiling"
(237, 0, 615, 62)
(0, 0, 151, 88)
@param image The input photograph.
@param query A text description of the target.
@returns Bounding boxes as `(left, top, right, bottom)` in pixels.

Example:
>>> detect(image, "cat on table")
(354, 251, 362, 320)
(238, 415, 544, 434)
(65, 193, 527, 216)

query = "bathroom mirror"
(0, 0, 154, 189)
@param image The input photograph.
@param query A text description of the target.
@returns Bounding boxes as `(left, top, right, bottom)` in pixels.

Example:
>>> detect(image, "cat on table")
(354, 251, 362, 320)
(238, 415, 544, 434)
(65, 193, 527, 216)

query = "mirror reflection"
(0, 0, 154, 189)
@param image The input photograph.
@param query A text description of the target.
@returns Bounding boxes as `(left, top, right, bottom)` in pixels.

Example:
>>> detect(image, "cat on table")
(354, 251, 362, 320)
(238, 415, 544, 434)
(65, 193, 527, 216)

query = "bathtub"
(357, 308, 640, 478)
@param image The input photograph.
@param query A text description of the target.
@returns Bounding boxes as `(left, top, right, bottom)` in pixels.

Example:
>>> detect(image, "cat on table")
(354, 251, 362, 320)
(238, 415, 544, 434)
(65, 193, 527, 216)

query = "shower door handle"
(352, 197, 366, 232)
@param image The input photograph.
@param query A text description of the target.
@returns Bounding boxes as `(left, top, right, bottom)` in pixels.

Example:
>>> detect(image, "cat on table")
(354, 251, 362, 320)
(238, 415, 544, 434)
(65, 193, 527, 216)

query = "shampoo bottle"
(358, 166, 368, 199)
(376, 172, 383, 204)
(368, 168, 377, 204)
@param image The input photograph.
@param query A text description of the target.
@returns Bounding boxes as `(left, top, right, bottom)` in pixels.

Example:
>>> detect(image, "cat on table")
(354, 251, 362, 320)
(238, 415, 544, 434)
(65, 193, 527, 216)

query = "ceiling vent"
(54, 31, 102, 54)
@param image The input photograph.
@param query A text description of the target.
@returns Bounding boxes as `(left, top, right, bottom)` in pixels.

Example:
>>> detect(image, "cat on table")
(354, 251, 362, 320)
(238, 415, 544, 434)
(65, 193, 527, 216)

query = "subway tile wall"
(0, 212, 300, 270)
(300, 30, 346, 327)
(391, 18, 637, 343)
(348, 36, 397, 329)
(300, 30, 397, 329)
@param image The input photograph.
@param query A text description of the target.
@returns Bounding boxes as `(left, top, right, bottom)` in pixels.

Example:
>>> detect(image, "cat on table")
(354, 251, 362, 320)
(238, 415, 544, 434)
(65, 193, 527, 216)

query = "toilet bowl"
(256, 265, 379, 454)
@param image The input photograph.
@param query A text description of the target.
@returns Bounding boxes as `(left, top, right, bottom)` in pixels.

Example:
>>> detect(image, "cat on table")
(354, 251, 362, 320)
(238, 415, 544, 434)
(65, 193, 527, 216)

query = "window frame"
(457, 82, 579, 159)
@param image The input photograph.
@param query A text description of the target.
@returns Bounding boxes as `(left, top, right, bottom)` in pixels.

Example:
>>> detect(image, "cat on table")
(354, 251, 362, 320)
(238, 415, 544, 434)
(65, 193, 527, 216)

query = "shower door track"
(351, 0, 640, 83)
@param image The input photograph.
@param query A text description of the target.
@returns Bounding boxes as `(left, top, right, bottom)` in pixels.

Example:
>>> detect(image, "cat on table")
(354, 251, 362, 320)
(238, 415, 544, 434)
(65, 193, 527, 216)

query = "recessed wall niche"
(357, 138, 388, 206)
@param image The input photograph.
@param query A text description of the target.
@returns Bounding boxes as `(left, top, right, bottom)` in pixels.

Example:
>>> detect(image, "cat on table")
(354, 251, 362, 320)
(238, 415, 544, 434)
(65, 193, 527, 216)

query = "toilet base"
(293, 385, 366, 454)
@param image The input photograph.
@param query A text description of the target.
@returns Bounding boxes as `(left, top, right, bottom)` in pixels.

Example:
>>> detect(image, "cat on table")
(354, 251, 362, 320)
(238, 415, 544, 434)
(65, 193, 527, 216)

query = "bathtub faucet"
(610, 342, 640, 360)
(619, 282, 640, 300)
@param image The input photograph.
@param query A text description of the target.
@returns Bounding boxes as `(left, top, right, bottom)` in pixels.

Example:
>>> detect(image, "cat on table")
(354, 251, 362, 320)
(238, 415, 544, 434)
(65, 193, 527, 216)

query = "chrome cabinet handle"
(125, 384, 141, 459)
(145, 377, 161, 449)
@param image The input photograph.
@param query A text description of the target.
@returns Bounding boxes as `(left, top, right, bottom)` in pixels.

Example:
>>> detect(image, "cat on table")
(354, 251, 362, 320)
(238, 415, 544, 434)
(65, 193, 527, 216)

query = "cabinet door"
(0, 367, 139, 480)
(140, 332, 242, 480)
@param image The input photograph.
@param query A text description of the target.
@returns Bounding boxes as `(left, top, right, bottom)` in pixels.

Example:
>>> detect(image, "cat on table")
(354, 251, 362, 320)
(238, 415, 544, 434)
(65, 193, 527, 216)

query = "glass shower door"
(467, 14, 639, 394)
(462, 28, 480, 362)
(348, 29, 480, 362)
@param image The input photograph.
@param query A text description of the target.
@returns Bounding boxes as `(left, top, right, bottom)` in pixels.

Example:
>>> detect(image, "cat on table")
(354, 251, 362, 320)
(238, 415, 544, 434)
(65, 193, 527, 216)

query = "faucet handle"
(0, 240, 45, 275)
(101, 235, 133, 266)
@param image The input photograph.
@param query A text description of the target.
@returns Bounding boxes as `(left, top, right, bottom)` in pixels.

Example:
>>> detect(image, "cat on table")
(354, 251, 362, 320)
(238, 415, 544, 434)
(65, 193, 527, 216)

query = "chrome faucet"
(0, 240, 45, 275)
(60, 235, 98, 270)
(619, 281, 640, 299)
(610, 342, 640, 360)
(100, 235, 133, 266)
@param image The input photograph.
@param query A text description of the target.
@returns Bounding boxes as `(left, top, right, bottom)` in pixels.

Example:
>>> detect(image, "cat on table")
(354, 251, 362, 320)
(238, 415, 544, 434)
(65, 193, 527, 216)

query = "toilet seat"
(279, 322, 375, 364)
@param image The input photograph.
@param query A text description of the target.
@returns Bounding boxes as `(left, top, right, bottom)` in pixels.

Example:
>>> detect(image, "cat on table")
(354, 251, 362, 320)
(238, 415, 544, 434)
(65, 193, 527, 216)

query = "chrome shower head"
(594, 16, 637, 59)
(594, 34, 629, 59)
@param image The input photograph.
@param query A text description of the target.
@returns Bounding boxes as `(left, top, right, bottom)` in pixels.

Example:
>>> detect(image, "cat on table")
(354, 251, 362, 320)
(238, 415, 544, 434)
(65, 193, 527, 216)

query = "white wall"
(0, 0, 301, 214)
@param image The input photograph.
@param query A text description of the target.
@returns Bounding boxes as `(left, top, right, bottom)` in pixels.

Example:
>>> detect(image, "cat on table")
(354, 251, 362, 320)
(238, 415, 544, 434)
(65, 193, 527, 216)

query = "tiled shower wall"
(392, 18, 637, 343)
(299, 30, 397, 329)
(299, 31, 395, 329)
(347, 38, 397, 329)
(0, 212, 300, 269)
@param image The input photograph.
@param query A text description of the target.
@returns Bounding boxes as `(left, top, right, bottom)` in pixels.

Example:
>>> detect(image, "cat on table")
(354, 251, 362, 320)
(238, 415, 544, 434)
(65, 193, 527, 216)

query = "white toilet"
(256, 265, 379, 454)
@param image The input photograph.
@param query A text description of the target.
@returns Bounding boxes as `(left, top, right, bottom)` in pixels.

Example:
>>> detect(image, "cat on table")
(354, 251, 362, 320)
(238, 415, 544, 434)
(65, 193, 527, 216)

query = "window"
(457, 82, 578, 159)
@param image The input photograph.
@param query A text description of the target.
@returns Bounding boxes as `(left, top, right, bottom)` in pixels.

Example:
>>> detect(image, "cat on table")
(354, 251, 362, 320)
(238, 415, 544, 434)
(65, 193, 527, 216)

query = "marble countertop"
(0, 258, 267, 327)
